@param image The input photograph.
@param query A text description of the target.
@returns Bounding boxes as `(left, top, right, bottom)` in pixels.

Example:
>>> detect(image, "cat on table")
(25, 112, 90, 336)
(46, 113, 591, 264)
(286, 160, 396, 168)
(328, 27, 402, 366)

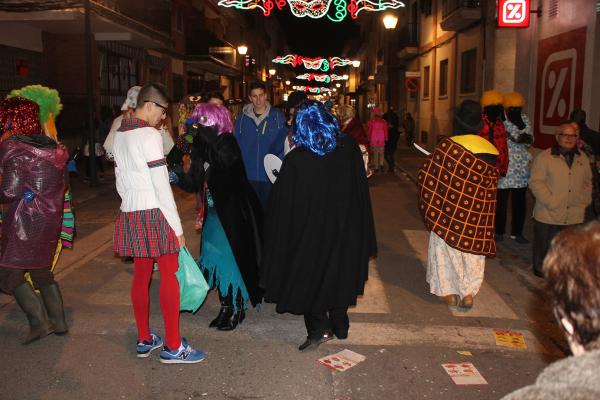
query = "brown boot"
(439, 294, 459, 306)
(459, 295, 474, 310)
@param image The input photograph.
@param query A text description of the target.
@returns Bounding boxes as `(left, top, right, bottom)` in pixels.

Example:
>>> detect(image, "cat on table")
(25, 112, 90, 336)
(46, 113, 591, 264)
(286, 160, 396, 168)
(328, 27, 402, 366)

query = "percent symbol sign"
(546, 66, 568, 119)
(506, 2, 522, 21)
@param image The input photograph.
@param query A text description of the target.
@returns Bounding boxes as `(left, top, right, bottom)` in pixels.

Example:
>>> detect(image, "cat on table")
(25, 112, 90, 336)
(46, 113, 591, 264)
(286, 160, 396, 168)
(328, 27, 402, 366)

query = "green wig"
(7, 85, 62, 125)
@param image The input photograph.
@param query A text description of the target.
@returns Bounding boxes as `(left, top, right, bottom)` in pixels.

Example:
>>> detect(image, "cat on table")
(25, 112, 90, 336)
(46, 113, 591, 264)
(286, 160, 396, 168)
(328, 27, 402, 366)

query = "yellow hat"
(480, 90, 504, 107)
(503, 92, 525, 108)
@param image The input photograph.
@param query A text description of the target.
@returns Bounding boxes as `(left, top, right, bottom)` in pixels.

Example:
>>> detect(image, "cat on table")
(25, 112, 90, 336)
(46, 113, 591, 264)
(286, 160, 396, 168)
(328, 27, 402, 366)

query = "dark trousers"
(384, 133, 399, 171)
(532, 220, 564, 274)
(0, 267, 55, 294)
(304, 307, 348, 338)
(495, 187, 527, 236)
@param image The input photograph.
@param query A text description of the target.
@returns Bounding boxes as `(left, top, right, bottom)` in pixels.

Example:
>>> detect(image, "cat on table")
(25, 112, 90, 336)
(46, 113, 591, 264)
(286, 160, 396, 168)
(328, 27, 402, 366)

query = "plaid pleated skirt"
(113, 208, 180, 258)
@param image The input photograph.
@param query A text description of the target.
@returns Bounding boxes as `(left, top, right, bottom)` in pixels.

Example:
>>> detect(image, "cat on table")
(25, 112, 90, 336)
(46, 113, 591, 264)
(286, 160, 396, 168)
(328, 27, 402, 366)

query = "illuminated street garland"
(272, 55, 352, 71)
(296, 73, 348, 83)
(218, 0, 405, 22)
(294, 85, 332, 93)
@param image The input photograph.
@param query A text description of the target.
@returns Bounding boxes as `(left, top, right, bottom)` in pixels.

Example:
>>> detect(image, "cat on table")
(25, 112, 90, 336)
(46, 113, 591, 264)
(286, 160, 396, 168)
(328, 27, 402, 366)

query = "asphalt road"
(0, 153, 567, 400)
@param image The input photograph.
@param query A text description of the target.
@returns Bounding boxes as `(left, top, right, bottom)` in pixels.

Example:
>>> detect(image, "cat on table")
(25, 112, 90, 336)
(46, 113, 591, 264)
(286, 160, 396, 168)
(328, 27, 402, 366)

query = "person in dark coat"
(262, 100, 377, 351)
(0, 95, 69, 344)
(383, 106, 400, 173)
(175, 103, 263, 331)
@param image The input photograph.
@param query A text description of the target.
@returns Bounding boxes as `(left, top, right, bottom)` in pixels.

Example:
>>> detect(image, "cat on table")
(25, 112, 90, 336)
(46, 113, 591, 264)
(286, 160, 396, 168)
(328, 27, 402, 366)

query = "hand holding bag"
(176, 247, 209, 312)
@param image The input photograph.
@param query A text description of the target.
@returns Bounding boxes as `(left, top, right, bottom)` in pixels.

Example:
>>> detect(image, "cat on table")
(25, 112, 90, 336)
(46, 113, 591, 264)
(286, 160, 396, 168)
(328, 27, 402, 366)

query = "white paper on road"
(442, 362, 488, 385)
(318, 349, 366, 372)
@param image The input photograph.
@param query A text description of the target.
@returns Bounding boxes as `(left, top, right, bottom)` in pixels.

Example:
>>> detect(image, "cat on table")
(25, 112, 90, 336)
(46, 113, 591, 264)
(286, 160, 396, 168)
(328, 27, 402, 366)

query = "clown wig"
(292, 100, 338, 156)
(191, 103, 233, 135)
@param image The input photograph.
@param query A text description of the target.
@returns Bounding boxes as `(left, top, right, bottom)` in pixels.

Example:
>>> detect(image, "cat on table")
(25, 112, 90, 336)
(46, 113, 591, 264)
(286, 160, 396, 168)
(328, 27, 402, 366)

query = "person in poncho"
(418, 100, 499, 310)
(262, 100, 377, 351)
(175, 103, 263, 331)
(0, 85, 72, 344)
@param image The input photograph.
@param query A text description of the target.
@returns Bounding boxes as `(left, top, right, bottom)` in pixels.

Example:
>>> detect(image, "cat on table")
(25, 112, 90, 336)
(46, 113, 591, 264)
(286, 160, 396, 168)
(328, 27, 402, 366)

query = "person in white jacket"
(112, 83, 204, 364)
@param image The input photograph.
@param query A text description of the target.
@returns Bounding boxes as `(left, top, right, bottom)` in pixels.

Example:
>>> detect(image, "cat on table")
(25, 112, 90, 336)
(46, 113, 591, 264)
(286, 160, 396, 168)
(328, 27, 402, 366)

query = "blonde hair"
(337, 104, 355, 121)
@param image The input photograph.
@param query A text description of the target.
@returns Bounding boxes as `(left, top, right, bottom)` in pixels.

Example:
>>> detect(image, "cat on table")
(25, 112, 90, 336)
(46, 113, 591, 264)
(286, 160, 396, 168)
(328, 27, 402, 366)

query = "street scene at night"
(0, 1, 600, 399)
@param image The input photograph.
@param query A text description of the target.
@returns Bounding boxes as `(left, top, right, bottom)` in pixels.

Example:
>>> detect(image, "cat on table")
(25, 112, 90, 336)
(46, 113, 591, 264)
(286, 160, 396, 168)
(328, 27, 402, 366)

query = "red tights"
(131, 253, 180, 349)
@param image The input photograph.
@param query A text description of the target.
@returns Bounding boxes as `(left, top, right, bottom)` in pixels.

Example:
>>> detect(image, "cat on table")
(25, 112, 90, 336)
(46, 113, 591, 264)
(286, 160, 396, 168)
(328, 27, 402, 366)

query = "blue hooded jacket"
(234, 102, 287, 183)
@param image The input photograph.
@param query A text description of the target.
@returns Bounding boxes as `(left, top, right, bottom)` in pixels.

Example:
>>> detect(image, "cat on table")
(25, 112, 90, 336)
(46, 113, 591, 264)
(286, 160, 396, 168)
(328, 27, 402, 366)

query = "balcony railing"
(442, 0, 480, 19)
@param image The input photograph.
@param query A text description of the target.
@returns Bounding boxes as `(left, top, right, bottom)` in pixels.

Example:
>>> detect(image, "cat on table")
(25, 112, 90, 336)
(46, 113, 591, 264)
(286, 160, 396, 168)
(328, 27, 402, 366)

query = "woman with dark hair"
(262, 100, 377, 351)
(501, 220, 600, 399)
(176, 103, 263, 331)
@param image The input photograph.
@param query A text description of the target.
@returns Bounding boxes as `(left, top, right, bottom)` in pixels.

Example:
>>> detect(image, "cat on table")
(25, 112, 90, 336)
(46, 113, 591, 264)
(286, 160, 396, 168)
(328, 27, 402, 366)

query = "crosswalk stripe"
(402, 229, 519, 320)
(326, 322, 555, 355)
(349, 260, 391, 314)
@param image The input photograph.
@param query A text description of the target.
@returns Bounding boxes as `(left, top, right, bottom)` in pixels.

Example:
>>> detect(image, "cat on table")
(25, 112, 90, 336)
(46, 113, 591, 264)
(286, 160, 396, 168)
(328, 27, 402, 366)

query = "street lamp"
(238, 45, 248, 98)
(268, 68, 276, 76)
(382, 14, 398, 30)
(336, 83, 341, 88)
(352, 60, 361, 68)
(285, 80, 291, 85)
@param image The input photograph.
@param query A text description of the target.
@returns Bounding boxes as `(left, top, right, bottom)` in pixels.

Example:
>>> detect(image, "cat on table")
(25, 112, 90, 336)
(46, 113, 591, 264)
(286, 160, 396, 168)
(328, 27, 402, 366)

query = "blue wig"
(292, 100, 338, 156)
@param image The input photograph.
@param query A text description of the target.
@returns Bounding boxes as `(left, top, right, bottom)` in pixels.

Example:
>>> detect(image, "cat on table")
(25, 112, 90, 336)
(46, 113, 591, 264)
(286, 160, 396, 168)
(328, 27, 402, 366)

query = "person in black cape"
(174, 103, 263, 331)
(261, 100, 377, 351)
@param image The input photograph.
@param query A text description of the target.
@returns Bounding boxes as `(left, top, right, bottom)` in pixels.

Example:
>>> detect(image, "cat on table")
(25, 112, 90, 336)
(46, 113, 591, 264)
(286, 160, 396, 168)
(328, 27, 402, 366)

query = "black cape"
(177, 127, 264, 306)
(261, 134, 377, 314)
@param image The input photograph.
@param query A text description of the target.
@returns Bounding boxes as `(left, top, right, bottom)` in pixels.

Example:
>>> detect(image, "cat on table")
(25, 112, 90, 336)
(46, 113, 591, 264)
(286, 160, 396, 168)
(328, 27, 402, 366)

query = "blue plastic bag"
(176, 247, 209, 312)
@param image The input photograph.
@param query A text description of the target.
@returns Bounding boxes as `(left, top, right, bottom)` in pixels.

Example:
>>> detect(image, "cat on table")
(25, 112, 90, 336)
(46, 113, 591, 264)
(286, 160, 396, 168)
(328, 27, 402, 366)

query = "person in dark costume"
(175, 103, 263, 331)
(262, 100, 377, 351)
(0, 92, 70, 344)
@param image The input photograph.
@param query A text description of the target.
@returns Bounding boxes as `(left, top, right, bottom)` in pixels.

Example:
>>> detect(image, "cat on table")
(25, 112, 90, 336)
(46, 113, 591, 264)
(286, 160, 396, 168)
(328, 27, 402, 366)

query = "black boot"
(39, 283, 68, 335)
(13, 283, 55, 344)
(329, 308, 349, 340)
(209, 292, 232, 328)
(217, 290, 245, 331)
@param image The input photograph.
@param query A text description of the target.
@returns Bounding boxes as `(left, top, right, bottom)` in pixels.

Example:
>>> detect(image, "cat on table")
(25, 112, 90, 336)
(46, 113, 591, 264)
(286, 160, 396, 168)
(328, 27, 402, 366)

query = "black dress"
(177, 127, 264, 307)
(261, 134, 377, 314)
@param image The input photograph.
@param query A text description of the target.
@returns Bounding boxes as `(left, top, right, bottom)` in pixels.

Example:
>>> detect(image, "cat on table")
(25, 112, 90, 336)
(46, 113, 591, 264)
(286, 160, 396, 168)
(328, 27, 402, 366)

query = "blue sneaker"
(159, 337, 205, 364)
(136, 332, 163, 358)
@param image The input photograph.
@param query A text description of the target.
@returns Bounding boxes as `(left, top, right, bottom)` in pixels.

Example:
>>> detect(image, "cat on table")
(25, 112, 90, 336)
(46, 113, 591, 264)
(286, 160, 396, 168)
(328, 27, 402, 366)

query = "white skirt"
(426, 231, 485, 298)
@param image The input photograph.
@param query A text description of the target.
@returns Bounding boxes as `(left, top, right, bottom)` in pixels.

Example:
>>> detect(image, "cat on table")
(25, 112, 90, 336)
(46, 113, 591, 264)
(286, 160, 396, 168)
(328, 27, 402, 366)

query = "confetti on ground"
(494, 329, 527, 349)
(318, 349, 366, 372)
(457, 351, 472, 356)
(442, 362, 488, 385)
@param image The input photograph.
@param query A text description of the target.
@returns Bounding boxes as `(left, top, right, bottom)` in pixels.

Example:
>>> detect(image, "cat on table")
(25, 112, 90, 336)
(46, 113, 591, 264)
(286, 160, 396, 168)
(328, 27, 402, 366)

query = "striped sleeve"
(147, 158, 167, 168)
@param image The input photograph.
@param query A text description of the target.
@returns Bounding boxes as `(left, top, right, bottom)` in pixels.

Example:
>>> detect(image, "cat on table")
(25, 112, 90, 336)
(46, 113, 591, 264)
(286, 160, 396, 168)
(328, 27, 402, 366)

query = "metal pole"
(84, 0, 97, 185)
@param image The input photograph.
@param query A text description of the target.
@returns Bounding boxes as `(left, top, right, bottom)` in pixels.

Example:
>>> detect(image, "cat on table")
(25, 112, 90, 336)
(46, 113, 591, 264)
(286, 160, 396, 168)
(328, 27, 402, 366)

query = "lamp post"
(383, 14, 398, 111)
(237, 45, 248, 98)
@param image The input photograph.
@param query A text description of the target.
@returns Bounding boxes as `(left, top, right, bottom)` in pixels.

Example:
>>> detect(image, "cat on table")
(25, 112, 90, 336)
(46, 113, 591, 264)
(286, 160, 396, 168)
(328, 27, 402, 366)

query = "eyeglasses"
(558, 134, 578, 138)
(144, 100, 168, 115)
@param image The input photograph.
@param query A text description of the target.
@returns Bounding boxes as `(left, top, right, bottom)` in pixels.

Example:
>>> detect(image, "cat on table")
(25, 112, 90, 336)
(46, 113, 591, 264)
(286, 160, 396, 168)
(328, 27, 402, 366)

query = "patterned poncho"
(418, 137, 498, 256)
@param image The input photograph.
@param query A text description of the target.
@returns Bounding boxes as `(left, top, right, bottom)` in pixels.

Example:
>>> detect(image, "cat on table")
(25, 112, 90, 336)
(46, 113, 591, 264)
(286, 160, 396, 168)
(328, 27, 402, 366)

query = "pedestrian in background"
(501, 220, 600, 399)
(234, 81, 288, 208)
(367, 107, 388, 173)
(529, 121, 592, 278)
(403, 112, 415, 146)
(495, 92, 533, 244)
(337, 104, 370, 175)
(418, 100, 499, 310)
(112, 83, 204, 364)
(176, 103, 263, 331)
(383, 106, 400, 173)
(0, 92, 69, 344)
(262, 101, 377, 351)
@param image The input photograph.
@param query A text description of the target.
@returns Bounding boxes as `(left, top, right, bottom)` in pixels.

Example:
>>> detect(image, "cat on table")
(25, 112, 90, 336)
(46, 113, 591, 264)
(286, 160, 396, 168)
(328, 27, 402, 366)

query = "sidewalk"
(393, 142, 539, 280)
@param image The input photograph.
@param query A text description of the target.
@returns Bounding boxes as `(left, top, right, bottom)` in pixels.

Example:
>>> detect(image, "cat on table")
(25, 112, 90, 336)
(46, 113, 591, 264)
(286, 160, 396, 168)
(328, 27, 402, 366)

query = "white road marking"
(402, 229, 519, 320)
(349, 259, 391, 314)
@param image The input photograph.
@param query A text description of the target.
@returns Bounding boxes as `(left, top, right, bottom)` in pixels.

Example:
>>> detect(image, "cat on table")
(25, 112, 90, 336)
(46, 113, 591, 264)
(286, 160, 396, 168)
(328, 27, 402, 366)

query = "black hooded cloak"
(261, 134, 377, 314)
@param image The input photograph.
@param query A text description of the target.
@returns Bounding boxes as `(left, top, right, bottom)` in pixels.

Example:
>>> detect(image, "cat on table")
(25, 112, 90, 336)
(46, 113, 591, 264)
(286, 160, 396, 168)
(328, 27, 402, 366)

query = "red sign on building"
(497, 0, 530, 28)
(534, 27, 587, 148)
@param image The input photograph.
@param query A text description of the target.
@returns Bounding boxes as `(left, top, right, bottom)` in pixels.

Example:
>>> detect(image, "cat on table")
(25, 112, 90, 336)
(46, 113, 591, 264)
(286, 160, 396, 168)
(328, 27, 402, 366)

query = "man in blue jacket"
(234, 81, 287, 208)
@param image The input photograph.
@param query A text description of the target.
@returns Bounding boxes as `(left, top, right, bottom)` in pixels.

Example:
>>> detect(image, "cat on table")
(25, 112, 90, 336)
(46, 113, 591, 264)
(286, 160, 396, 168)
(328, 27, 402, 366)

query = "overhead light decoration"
(272, 55, 353, 71)
(218, 0, 405, 22)
(296, 73, 349, 83)
(295, 85, 332, 94)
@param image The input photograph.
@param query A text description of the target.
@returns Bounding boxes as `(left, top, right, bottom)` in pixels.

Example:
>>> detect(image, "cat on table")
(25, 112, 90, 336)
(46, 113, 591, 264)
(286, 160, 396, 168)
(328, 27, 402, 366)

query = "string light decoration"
(293, 85, 332, 94)
(218, 0, 405, 22)
(296, 73, 349, 83)
(272, 55, 353, 71)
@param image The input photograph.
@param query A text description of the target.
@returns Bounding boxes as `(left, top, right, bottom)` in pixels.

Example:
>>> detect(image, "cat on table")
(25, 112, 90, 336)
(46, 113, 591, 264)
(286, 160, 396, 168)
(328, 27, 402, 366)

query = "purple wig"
(191, 103, 233, 135)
